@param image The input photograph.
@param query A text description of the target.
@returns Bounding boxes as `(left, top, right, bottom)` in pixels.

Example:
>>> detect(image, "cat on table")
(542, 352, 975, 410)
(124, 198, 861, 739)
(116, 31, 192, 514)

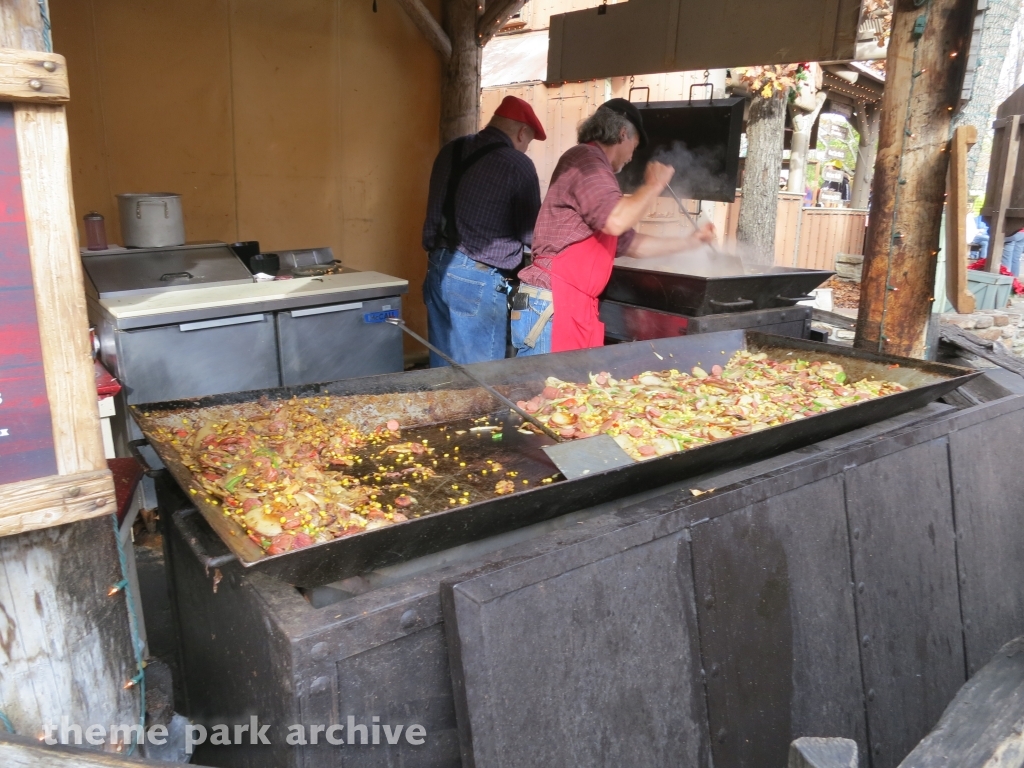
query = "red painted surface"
(0, 102, 58, 483)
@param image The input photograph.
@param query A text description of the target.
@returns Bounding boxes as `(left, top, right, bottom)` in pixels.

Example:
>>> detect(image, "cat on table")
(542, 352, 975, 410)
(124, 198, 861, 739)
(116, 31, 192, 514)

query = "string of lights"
(110, 512, 147, 756)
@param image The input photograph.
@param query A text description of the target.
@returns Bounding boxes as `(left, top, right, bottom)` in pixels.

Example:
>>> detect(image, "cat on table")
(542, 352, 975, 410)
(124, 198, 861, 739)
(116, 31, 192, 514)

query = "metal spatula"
(385, 318, 633, 480)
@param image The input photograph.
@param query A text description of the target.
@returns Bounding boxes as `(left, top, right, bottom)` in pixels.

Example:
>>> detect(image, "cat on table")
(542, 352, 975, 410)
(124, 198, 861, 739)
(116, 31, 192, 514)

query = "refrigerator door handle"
(289, 302, 364, 318)
(179, 314, 266, 332)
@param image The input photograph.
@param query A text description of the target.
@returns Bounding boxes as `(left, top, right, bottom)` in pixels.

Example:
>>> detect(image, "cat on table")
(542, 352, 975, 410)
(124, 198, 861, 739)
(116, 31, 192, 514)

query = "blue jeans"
(972, 232, 989, 264)
(511, 293, 552, 356)
(423, 248, 509, 367)
(1001, 230, 1024, 275)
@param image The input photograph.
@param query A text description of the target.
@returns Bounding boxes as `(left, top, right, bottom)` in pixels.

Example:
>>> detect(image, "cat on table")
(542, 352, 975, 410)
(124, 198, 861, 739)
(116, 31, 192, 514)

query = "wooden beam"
(982, 115, 1022, 273)
(939, 322, 1024, 379)
(15, 102, 108, 475)
(0, 48, 68, 103)
(477, 0, 527, 47)
(394, 0, 452, 63)
(440, 0, 480, 144)
(0, 469, 115, 536)
(896, 636, 1024, 766)
(945, 125, 977, 314)
(855, 0, 977, 358)
(0, 0, 46, 52)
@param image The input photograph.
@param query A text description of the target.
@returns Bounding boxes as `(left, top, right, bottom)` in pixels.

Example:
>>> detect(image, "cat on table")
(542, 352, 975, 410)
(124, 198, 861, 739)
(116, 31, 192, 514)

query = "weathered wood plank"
(0, 48, 69, 103)
(0, 468, 115, 535)
(946, 126, 977, 313)
(442, 531, 708, 768)
(692, 475, 867, 768)
(938, 322, 1024, 378)
(0, 515, 138, 741)
(790, 737, 858, 768)
(897, 636, 1024, 768)
(844, 438, 967, 768)
(856, 0, 976, 356)
(0, 0, 46, 52)
(948, 407, 1024, 675)
(14, 103, 107, 478)
(0, 731, 211, 765)
(982, 115, 1023, 272)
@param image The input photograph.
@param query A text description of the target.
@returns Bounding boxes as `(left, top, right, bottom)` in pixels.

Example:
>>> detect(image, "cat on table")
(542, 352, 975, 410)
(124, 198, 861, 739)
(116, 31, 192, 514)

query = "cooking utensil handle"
(173, 507, 239, 569)
(709, 298, 754, 310)
(128, 438, 166, 478)
(136, 199, 170, 219)
(384, 317, 564, 443)
(665, 184, 720, 255)
(179, 314, 265, 332)
(777, 294, 816, 303)
(289, 302, 363, 318)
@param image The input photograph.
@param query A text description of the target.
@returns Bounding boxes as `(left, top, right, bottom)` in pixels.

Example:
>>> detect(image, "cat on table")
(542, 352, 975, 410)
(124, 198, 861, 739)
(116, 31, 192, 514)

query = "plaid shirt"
(422, 127, 541, 271)
(519, 143, 636, 290)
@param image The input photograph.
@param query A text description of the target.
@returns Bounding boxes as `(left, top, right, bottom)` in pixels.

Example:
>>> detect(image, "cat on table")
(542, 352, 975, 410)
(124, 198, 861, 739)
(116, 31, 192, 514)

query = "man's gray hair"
(577, 107, 637, 145)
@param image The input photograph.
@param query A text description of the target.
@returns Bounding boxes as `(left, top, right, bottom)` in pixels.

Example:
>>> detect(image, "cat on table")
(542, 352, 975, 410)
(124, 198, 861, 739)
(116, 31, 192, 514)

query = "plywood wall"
(49, 0, 443, 340)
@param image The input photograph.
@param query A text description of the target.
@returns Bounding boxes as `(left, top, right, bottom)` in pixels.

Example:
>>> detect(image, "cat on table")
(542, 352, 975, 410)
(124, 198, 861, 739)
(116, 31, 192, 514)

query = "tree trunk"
(738, 92, 787, 262)
(440, 0, 480, 144)
(855, 0, 976, 359)
(850, 101, 880, 209)
(787, 92, 827, 196)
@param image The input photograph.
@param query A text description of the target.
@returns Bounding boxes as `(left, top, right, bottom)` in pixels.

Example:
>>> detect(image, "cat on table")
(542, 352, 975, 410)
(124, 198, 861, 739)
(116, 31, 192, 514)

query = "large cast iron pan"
(132, 331, 978, 587)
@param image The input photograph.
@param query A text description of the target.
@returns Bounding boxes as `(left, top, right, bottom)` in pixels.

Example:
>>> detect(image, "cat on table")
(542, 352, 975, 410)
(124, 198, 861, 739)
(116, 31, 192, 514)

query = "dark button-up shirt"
(519, 143, 636, 290)
(422, 126, 542, 271)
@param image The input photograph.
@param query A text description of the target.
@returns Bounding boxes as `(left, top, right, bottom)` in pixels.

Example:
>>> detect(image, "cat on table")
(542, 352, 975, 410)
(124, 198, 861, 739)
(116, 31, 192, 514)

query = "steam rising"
(649, 141, 732, 202)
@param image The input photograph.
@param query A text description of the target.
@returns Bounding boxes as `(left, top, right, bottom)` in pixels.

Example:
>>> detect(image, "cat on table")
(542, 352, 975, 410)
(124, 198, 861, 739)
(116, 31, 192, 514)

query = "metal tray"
(602, 263, 834, 316)
(132, 331, 978, 587)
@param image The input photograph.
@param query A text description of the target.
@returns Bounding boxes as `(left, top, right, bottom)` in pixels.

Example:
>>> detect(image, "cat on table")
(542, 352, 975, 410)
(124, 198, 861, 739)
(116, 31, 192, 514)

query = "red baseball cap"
(493, 95, 546, 141)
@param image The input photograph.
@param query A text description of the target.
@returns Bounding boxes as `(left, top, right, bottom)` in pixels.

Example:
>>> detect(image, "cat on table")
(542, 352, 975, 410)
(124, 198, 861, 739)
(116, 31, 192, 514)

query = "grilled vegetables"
(520, 351, 907, 461)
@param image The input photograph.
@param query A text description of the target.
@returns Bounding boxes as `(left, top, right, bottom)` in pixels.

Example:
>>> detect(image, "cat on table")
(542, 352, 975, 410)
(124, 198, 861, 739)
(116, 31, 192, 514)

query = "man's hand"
(644, 161, 675, 192)
(693, 222, 716, 244)
(603, 162, 676, 237)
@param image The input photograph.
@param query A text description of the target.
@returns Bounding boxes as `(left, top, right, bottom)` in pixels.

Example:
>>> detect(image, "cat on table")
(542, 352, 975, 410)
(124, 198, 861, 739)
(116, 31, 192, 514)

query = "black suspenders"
(437, 137, 506, 250)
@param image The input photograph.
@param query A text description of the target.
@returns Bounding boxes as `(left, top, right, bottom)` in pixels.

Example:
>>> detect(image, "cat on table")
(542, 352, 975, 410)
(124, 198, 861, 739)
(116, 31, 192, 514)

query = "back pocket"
(448, 274, 486, 317)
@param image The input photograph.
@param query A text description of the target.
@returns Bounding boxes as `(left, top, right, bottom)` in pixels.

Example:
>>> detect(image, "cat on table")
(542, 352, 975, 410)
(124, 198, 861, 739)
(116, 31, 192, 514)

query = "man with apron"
(514, 99, 715, 355)
(422, 96, 545, 366)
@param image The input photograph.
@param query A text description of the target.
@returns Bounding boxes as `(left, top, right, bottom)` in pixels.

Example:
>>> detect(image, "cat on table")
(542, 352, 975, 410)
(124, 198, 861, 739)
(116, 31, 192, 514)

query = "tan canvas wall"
(50, 0, 443, 341)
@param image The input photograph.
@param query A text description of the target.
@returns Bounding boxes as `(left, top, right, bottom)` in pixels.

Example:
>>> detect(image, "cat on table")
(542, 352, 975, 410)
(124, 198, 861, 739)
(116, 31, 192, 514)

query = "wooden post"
(982, 114, 1022, 272)
(396, 0, 529, 145)
(0, 0, 138, 746)
(440, 0, 482, 144)
(855, 0, 976, 358)
(946, 125, 977, 314)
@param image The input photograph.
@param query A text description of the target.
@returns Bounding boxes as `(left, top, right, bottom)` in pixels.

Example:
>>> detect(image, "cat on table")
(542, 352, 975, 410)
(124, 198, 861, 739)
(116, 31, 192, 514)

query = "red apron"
(548, 231, 618, 353)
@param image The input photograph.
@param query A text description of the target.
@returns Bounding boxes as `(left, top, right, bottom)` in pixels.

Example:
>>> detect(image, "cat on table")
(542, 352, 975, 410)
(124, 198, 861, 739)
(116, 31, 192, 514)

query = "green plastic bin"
(967, 271, 1013, 310)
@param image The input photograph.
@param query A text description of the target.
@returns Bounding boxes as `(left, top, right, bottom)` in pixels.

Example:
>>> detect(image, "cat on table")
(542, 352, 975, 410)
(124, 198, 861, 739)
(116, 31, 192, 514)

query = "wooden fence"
(720, 193, 868, 270)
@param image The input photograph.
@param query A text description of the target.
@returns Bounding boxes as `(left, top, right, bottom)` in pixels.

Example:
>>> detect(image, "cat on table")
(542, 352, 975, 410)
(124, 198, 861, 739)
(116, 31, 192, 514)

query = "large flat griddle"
(133, 331, 977, 587)
(603, 253, 833, 316)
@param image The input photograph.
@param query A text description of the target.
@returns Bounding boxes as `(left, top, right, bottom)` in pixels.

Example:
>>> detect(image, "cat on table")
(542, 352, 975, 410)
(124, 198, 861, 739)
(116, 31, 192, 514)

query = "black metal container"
(133, 331, 977, 588)
(602, 263, 835, 316)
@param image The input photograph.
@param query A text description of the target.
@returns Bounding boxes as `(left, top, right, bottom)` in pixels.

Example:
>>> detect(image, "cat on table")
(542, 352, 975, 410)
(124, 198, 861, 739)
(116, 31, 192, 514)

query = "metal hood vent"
(546, 0, 862, 83)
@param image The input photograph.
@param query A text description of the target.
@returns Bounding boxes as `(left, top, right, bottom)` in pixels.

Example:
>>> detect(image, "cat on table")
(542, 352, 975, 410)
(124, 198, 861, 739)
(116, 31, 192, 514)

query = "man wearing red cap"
(422, 96, 546, 367)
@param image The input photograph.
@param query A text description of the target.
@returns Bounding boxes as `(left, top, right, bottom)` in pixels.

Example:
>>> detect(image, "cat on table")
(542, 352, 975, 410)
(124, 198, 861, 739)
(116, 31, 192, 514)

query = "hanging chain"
(703, 69, 710, 84)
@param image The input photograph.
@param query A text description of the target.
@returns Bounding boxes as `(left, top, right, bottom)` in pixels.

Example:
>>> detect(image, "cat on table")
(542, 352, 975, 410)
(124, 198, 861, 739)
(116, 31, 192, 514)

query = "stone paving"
(939, 297, 1024, 355)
